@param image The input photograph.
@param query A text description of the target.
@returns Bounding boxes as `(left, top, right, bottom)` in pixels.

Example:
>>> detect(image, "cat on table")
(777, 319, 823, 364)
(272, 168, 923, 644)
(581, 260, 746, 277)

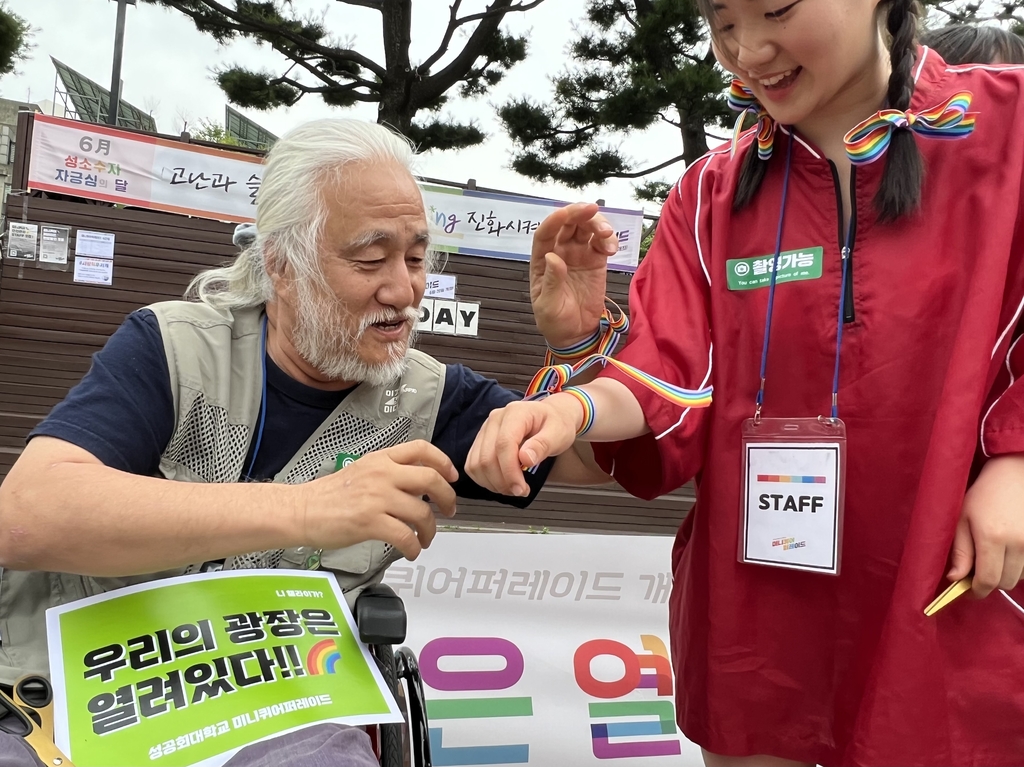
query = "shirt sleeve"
(591, 161, 715, 500)
(28, 309, 175, 475)
(433, 363, 554, 508)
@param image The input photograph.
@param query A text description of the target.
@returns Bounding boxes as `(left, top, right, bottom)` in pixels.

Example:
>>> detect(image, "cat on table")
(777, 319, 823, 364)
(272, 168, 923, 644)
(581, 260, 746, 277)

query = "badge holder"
(738, 138, 851, 575)
(739, 416, 846, 575)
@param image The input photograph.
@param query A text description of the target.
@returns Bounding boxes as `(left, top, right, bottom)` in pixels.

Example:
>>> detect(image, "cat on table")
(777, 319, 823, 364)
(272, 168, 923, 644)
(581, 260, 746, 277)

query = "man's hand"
(532, 203, 618, 349)
(948, 454, 1024, 597)
(466, 397, 582, 498)
(298, 440, 458, 561)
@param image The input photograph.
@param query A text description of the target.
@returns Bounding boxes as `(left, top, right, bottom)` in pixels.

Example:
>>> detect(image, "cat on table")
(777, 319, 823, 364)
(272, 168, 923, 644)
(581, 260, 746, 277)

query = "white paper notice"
(425, 273, 456, 299)
(73, 256, 113, 286)
(74, 230, 115, 258)
(6, 222, 38, 260)
(39, 225, 71, 265)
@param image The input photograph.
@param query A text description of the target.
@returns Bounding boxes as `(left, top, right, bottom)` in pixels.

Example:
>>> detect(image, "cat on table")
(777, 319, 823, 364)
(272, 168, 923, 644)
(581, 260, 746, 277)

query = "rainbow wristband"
(562, 386, 596, 437)
(544, 302, 629, 366)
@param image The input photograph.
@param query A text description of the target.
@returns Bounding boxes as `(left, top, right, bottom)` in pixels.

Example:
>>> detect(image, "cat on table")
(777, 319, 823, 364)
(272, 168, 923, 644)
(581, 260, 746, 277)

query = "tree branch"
(271, 75, 377, 102)
(282, 49, 379, 92)
(162, 0, 388, 79)
(335, 0, 383, 9)
(418, 0, 464, 73)
(607, 153, 686, 179)
(418, 0, 546, 75)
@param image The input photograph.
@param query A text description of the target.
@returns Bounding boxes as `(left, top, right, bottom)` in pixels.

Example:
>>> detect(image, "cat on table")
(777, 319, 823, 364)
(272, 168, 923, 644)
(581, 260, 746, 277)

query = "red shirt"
(594, 48, 1024, 765)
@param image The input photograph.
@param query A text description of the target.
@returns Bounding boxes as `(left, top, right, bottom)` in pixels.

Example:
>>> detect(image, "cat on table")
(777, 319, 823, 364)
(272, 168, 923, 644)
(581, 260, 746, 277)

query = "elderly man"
(0, 118, 614, 764)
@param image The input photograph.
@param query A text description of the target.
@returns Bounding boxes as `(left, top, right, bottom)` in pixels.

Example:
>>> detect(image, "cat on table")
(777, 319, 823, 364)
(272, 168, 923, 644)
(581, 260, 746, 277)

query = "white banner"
(26, 116, 644, 271)
(422, 186, 643, 272)
(382, 533, 702, 767)
(28, 115, 263, 223)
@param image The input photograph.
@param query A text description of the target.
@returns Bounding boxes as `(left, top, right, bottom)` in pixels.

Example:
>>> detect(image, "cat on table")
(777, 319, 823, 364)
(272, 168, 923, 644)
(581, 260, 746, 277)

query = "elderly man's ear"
(264, 246, 296, 302)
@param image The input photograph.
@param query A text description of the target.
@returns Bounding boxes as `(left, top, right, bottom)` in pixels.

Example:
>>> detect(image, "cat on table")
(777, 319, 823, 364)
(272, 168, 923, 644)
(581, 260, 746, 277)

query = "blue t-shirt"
(30, 310, 551, 506)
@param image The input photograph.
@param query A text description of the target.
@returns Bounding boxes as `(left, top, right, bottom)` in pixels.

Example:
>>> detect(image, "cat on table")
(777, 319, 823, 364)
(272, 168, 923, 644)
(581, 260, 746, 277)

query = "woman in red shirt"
(467, 1, 1024, 765)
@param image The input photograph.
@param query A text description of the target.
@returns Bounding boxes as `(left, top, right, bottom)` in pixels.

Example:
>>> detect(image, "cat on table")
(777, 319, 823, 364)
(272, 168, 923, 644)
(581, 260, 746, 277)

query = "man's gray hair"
(187, 119, 417, 310)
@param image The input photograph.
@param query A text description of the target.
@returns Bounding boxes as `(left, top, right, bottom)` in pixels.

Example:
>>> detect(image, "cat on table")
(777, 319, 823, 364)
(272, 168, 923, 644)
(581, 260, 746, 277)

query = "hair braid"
(875, 0, 923, 222)
(733, 137, 770, 211)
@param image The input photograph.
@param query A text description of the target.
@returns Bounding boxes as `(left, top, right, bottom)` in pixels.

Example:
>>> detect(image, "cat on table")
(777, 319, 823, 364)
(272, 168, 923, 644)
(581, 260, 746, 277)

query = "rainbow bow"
(844, 91, 978, 165)
(728, 79, 776, 161)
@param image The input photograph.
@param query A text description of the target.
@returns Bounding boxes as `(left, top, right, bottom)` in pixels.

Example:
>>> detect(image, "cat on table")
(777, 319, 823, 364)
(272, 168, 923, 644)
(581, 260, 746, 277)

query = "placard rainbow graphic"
(306, 638, 342, 675)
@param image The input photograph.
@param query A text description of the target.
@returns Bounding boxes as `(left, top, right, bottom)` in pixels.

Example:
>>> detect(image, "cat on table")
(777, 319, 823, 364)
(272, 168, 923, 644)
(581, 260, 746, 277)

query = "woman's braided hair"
(875, 0, 923, 222)
(702, 0, 923, 221)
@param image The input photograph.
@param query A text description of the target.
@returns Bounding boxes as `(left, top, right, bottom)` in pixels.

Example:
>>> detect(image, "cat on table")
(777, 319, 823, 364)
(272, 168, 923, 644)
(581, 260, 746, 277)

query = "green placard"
(47, 571, 400, 767)
(726, 247, 823, 291)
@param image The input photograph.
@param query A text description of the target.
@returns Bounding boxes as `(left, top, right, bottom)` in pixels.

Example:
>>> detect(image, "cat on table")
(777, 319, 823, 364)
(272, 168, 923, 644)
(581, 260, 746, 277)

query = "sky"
(3, 0, 692, 214)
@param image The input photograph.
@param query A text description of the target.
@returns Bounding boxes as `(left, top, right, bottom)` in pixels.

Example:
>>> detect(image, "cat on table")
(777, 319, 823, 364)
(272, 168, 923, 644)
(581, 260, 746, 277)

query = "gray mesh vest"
(0, 301, 445, 683)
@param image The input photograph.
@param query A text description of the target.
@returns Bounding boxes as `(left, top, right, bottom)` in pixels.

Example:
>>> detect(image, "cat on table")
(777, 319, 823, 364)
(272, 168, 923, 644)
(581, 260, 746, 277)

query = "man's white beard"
(292, 280, 419, 387)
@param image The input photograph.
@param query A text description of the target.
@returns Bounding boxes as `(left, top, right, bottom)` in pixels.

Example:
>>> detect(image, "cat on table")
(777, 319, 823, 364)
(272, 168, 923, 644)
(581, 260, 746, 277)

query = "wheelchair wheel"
(372, 643, 406, 767)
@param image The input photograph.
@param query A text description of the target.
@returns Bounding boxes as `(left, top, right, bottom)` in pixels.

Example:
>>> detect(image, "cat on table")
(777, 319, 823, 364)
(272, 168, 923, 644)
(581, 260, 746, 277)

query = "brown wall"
(0, 116, 693, 536)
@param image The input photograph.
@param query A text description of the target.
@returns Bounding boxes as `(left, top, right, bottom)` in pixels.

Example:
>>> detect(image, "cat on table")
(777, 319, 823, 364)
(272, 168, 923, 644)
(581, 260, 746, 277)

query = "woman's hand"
(531, 203, 618, 349)
(948, 454, 1024, 597)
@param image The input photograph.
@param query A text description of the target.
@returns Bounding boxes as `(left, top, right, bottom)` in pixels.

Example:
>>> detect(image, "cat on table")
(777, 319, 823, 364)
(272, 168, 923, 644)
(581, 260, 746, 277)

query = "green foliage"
(0, 2, 32, 78)
(216, 67, 299, 109)
(500, 0, 729, 204)
(406, 119, 486, 153)
(142, 0, 547, 153)
(190, 118, 241, 146)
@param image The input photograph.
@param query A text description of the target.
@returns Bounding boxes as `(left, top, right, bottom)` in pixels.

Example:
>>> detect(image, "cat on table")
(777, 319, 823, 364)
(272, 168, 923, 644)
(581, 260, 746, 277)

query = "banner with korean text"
(422, 185, 644, 271)
(26, 116, 644, 269)
(382, 532, 703, 767)
(27, 114, 262, 223)
(46, 571, 401, 767)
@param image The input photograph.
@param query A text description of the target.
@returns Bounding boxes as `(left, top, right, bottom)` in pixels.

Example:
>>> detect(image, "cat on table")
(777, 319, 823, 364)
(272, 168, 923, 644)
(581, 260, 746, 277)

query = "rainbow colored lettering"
(772, 537, 807, 551)
(422, 637, 531, 765)
(757, 474, 826, 484)
(575, 635, 681, 759)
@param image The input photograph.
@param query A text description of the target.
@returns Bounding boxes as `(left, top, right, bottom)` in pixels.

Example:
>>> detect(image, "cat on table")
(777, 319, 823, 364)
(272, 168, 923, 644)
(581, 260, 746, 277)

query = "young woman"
(466, 1, 1024, 765)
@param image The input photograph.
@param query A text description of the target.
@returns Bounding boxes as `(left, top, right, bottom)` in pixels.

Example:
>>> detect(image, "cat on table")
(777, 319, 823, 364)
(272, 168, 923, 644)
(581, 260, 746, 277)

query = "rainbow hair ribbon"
(728, 79, 776, 161)
(844, 91, 978, 165)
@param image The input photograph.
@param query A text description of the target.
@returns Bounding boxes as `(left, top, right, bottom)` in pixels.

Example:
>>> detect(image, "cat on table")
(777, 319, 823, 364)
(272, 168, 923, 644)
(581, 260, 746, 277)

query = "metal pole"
(107, 0, 130, 125)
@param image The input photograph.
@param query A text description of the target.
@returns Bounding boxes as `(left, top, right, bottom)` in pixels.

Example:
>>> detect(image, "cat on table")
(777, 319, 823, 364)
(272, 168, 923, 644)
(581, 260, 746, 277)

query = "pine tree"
(141, 0, 545, 151)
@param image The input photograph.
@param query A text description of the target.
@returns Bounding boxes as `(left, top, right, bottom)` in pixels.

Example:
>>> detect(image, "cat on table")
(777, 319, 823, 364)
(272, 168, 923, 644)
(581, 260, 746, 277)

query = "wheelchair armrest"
(355, 583, 407, 645)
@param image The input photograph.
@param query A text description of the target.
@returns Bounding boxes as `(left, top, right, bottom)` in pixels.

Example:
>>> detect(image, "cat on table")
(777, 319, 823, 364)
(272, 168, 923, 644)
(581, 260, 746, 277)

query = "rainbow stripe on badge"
(757, 475, 826, 484)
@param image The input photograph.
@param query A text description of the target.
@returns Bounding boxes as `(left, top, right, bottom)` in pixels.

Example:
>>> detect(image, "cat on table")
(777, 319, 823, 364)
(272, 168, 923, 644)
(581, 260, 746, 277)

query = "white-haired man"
(0, 119, 614, 763)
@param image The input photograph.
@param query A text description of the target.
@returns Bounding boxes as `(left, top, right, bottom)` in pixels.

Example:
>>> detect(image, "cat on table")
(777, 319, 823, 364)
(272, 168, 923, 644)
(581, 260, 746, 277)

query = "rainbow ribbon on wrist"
(728, 79, 776, 161)
(545, 303, 629, 366)
(562, 386, 596, 436)
(845, 91, 978, 165)
(520, 355, 712, 473)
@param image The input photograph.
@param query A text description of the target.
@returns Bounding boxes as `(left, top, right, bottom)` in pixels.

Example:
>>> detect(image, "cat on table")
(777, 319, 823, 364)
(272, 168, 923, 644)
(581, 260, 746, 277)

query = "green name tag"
(335, 452, 361, 471)
(726, 247, 823, 291)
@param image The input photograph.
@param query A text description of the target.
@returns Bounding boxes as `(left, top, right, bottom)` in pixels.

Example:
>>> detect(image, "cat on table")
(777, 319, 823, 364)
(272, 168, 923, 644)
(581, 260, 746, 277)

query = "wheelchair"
(355, 584, 433, 767)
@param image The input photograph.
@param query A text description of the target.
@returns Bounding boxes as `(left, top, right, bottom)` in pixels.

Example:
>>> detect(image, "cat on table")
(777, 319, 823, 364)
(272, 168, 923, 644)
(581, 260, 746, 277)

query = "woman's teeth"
(760, 70, 794, 87)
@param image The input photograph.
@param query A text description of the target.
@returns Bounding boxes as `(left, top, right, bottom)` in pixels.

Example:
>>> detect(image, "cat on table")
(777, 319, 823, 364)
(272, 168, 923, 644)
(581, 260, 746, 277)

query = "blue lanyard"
(244, 316, 269, 480)
(755, 134, 850, 422)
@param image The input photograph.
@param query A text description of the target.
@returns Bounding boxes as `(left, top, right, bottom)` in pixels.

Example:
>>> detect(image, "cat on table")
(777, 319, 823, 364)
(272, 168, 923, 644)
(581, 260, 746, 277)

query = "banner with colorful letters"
(382, 532, 703, 767)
